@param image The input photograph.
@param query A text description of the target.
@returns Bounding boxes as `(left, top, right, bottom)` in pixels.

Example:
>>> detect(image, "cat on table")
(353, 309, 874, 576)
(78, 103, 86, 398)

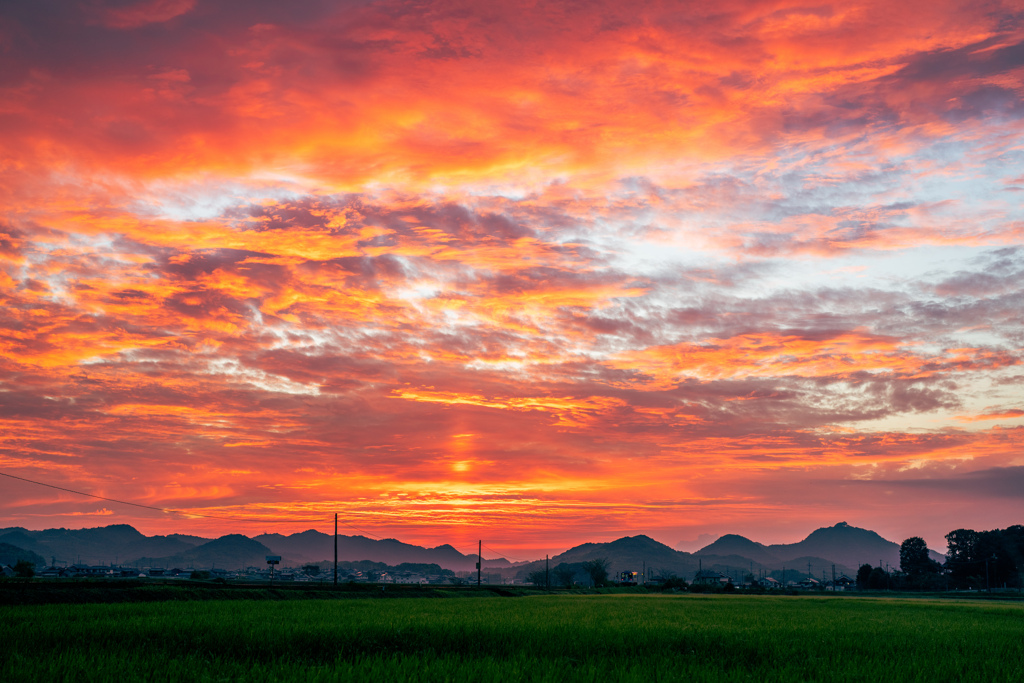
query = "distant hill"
(695, 523, 944, 574)
(253, 530, 506, 571)
(0, 524, 507, 571)
(0, 525, 208, 566)
(138, 535, 276, 570)
(0, 542, 47, 568)
(675, 533, 720, 553)
(516, 535, 698, 580)
(1, 522, 946, 576)
(697, 534, 779, 565)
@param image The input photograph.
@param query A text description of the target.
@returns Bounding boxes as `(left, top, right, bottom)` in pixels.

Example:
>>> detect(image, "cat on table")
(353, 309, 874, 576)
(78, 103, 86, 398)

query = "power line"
(483, 543, 532, 563)
(0, 470, 386, 539)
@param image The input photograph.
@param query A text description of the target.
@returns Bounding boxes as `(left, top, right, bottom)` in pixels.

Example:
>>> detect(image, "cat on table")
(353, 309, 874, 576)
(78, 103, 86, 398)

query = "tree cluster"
(854, 526, 1024, 592)
(525, 558, 611, 588)
(945, 525, 1024, 590)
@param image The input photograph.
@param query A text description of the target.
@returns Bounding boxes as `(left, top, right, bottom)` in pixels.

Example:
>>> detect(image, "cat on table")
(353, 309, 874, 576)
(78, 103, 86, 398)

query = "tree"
(13, 560, 35, 578)
(526, 570, 548, 588)
(582, 558, 610, 587)
(944, 527, 1018, 589)
(302, 564, 321, 577)
(867, 566, 888, 590)
(856, 564, 873, 590)
(553, 563, 577, 588)
(898, 537, 942, 590)
(660, 576, 688, 590)
(900, 537, 941, 576)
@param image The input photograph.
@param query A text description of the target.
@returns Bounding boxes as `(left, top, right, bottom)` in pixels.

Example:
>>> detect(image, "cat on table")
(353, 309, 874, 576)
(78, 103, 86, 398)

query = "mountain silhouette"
(0, 542, 47, 569)
(138, 534, 275, 569)
(696, 522, 943, 573)
(516, 535, 698, 579)
(0, 525, 207, 566)
(1, 521, 945, 575)
(252, 529, 503, 570)
(696, 534, 779, 565)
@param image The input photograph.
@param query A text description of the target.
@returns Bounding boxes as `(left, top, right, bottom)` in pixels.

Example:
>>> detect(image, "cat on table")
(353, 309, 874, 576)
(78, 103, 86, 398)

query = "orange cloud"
(1, 0, 1023, 553)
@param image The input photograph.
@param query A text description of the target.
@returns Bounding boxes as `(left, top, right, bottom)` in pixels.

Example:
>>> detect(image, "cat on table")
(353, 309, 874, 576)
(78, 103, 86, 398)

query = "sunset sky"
(2, 0, 1023, 558)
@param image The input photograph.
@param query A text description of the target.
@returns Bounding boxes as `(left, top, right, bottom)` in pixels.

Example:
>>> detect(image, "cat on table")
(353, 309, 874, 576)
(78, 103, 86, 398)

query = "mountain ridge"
(695, 522, 943, 571)
(1, 522, 944, 574)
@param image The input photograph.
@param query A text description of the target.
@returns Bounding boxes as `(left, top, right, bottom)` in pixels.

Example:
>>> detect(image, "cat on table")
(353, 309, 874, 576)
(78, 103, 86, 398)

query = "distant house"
(797, 577, 820, 590)
(693, 570, 730, 585)
(763, 577, 780, 588)
(68, 565, 113, 577)
(828, 575, 855, 591)
(1, 565, 15, 578)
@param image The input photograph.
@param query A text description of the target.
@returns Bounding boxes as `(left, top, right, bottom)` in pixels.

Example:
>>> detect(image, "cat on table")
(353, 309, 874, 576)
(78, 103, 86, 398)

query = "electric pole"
(546, 555, 549, 590)
(334, 513, 338, 586)
(477, 540, 482, 587)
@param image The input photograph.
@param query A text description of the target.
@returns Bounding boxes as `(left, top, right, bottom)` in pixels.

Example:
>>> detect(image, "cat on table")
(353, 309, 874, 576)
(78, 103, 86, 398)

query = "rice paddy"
(3, 593, 1023, 682)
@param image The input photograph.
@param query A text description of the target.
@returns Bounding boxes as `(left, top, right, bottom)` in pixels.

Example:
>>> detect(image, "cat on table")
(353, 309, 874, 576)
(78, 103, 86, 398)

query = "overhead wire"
(483, 543, 533, 563)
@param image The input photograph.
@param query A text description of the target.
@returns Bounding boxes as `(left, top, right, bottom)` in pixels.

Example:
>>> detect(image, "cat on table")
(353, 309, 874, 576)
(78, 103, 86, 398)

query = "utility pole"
(832, 564, 836, 592)
(642, 560, 646, 586)
(477, 540, 482, 587)
(334, 513, 338, 587)
(546, 555, 549, 590)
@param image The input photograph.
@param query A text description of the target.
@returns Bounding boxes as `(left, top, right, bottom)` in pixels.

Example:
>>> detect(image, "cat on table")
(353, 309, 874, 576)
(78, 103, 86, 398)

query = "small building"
(828, 575, 855, 591)
(68, 565, 113, 577)
(693, 570, 730, 585)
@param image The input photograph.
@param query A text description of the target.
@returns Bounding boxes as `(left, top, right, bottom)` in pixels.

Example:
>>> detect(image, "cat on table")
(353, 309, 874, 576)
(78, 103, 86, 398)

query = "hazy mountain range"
(0, 522, 942, 577)
(0, 524, 513, 571)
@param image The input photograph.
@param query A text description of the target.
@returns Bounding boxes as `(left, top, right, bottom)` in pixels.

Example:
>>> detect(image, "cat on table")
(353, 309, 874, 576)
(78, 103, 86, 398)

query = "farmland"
(3, 593, 1023, 682)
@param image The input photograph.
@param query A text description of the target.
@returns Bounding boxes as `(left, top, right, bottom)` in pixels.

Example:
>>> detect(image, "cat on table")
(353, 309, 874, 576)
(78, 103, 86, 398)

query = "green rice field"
(3, 593, 1023, 682)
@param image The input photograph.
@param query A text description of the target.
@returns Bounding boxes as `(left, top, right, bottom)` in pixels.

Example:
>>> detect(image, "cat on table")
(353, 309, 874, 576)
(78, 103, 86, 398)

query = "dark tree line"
(945, 525, 1024, 590)
(526, 558, 611, 588)
(856, 526, 1024, 591)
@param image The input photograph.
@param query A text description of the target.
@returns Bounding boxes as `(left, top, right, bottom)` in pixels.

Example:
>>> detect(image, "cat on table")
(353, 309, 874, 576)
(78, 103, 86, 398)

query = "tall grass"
(4, 594, 1022, 682)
